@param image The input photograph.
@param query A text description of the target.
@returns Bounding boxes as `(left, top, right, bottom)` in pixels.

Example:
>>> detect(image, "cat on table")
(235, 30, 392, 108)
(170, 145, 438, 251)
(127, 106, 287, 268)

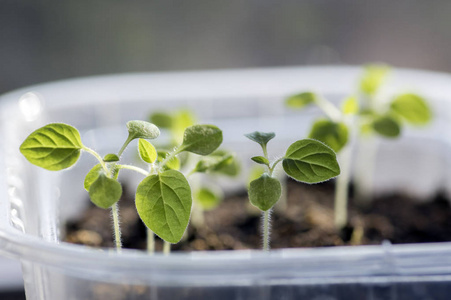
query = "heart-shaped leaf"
(283, 139, 340, 183)
(20, 123, 83, 171)
(285, 92, 316, 109)
(88, 172, 122, 209)
(138, 139, 157, 163)
(180, 125, 223, 155)
(248, 174, 281, 211)
(390, 93, 432, 125)
(308, 119, 349, 153)
(136, 170, 192, 243)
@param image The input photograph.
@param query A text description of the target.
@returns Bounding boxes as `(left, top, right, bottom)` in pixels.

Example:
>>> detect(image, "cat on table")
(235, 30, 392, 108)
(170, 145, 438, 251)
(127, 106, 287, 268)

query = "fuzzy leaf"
(180, 125, 223, 155)
(136, 170, 192, 243)
(251, 156, 270, 166)
(244, 131, 275, 147)
(103, 153, 119, 162)
(84, 164, 103, 191)
(126, 120, 160, 140)
(20, 123, 83, 171)
(285, 92, 316, 109)
(248, 174, 281, 211)
(372, 115, 401, 138)
(359, 64, 390, 96)
(308, 119, 349, 153)
(283, 139, 340, 183)
(88, 173, 122, 209)
(157, 151, 180, 170)
(138, 139, 157, 163)
(390, 93, 432, 125)
(195, 187, 222, 211)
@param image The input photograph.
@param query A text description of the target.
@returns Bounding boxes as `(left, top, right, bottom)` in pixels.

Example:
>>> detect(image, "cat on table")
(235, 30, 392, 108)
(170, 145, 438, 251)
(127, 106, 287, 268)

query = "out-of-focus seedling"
(245, 131, 340, 251)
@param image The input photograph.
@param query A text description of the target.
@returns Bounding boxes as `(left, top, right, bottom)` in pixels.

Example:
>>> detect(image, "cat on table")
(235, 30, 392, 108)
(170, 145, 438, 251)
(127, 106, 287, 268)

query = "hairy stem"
(262, 209, 272, 251)
(82, 146, 110, 176)
(163, 241, 171, 255)
(111, 203, 122, 251)
(118, 164, 149, 176)
(147, 228, 155, 254)
(269, 157, 284, 177)
(315, 96, 342, 122)
(117, 134, 135, 157)
(159, 148, 181, 172)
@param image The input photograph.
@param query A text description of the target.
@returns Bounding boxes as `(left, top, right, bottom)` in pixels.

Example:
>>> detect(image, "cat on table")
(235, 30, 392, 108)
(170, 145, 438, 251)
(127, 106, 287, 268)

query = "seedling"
(245, 131, 340, 251)
(285, 64, 432, 229)
(20, 120, 224, 253)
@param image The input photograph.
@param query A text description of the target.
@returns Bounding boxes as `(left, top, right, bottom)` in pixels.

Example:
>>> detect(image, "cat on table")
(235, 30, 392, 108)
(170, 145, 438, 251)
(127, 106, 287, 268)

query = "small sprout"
(359, 64, 390, 96)
(371, 115, 401, 138)
(195, 186, 223, 211)
(138, 139, 157, 163)
(341, 96, 359, 115)
(89, 172, 122, 209)
(285, 92, 316, 108)
(103, 153, 119, 162)
(390, 93, 432, 125)
(246, 131, 340, 250)
(20, 123, 83, 171)
(179, 124, 223, 155)
(136, 170, 192, 244)
(308, 119, 349, 152)
(157, 151, 180, 170)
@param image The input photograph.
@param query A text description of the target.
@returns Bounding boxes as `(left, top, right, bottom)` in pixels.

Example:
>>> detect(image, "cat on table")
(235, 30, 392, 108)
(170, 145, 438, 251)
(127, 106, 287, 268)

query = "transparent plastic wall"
(1, 67, 451, 300)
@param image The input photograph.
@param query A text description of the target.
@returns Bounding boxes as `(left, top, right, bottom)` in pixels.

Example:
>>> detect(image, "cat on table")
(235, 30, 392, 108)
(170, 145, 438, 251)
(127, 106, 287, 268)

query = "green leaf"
(341, 96, 359, 115)
(126, 120, 160, 140)
(208, 151, 240, 177)
(88, 173, 122, 209)
(195, 187, 222, 211)
(248, 165, 265, 187)
(390, 93, 432, 125)
(136, 170, 192, 243)
(248, 174, 281, 211)
(244, 131, 275, 147)
(84, 164, 103, 191)
(138, 139, 157, 163)
(372, 115, 401, 138)
(20, 123, 83, 171)
(173, 110, 197, 143)
(180, 125, 223, 155)
(359, 64, 390, 96)
(251, 156, 270, 166)
(285, 92, 316, 109)
(157, 151, 180, 170)
(282, 139, 340, 183)
(103, 153, 119, 162)
(149, 112, 173, 129)
(308, 119, 349, 153)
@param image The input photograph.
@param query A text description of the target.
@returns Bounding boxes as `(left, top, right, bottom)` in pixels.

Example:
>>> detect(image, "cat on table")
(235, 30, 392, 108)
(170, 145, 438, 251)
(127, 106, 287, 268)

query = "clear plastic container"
(1, 66, 451, 300)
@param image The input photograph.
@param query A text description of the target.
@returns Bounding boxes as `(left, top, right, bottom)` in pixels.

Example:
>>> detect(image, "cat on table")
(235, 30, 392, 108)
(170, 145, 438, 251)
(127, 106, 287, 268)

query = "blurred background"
(1, 1, 451, 94)
(1, 1, 451, 298)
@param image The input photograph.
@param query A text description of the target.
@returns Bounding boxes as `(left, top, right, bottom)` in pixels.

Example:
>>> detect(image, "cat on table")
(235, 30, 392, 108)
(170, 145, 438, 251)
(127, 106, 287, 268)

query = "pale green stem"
(147, 228, 155, 254)
(354, 136, 380, 205)
(163, 241, 171, 255)
(82, 146, 110, 176)
(262, 144, 269, 159)
(269, 157, 284, 177)
(334, 144, 352, 229)
(117, 164, 149, 176)
(111, 203, 122, 251)
(315, 96, 342, 122)
(117, 134, 135, 157)
(262, 209, 272, 251)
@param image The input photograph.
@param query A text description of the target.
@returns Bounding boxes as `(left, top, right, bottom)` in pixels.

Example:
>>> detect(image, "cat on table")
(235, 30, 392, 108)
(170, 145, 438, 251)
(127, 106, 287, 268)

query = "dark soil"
(65, 179, 451, 251)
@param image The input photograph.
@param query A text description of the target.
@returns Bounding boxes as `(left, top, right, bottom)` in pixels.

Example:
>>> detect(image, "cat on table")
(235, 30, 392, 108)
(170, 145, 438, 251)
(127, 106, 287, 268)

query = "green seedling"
(285, 64, 432, 230)
(20, 121, 224, 254)
(245, 131, 340, 251)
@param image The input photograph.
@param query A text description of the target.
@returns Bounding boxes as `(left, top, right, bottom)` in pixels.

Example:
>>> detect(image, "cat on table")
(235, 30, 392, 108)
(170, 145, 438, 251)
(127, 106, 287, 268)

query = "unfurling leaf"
(308, 119, 349, 153)
(283, 139, 340, 183)
(136, 170, 192, 243)
(285, 92, 316, 109)
(341, 96, 359, 115)
(20, 123, 83, 171)
(88, 173, 122, 209)
(126, 120, 160, 140)
(180, 125, 223, 155)
(390, 93, 432, 125)
(138, 139, 157, 163)
(372, 115, 401, 138)
(244, 131, 275, 147)
(251, 156, 270, 166)
(157, 151, 180, 170)
(103, 153, 119, 162)
(248, 174, 281, 211)
(359, 64, 390, 96)
(195, 187, 222, 210)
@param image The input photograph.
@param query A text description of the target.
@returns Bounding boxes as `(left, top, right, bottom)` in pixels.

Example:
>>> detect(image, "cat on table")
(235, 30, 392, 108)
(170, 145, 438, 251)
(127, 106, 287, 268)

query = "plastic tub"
(1, 66, 451, 300)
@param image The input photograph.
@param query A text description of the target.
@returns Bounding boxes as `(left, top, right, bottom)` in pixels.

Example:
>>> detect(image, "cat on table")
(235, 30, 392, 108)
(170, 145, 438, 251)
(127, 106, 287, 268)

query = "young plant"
(20, 120, 224, 254)
(245, 131, 340, 251)
(285, 64, 433, 230)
